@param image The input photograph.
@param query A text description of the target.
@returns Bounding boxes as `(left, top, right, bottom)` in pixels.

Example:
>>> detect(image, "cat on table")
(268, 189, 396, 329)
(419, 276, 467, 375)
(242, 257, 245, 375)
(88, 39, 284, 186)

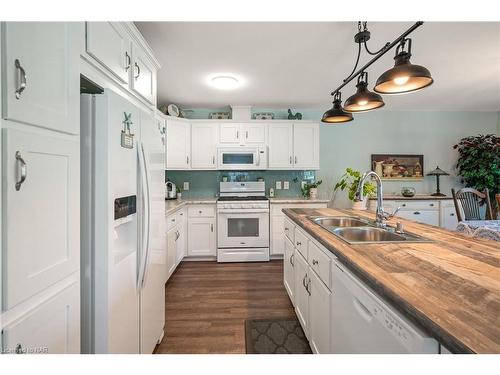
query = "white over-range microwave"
(217, 146, 267, 170)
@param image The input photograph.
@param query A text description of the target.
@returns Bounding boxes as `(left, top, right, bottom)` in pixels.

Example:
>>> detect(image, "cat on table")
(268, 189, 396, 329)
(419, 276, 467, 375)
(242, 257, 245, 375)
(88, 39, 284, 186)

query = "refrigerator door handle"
(137, 142, 149, 290)
(139, 142, 152, 289)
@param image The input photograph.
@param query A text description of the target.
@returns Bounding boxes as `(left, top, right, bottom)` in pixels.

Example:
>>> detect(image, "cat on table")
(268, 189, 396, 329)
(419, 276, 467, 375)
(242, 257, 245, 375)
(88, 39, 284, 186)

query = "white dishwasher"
(331, 259, 439, 354)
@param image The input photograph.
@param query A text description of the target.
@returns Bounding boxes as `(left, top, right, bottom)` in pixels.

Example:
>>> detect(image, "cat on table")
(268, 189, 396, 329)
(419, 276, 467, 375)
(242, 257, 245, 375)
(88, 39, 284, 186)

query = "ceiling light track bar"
(330, 21, 424, 96)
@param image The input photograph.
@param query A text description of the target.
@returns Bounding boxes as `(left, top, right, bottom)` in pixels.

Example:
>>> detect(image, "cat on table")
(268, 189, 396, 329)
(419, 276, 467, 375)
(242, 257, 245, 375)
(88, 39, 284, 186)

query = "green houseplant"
(301, 180, 322, 199)
(453, 134, 499, 210)
(334, 168, 376, 209)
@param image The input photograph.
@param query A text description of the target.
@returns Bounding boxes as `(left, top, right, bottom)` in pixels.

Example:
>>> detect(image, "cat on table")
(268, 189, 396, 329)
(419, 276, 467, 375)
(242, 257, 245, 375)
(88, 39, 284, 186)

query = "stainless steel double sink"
(309, 216, 432, 244)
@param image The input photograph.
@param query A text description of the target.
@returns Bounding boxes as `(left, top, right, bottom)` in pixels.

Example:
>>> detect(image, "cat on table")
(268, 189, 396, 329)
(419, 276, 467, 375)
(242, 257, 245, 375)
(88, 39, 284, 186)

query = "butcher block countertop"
(283, 207, 500, 354)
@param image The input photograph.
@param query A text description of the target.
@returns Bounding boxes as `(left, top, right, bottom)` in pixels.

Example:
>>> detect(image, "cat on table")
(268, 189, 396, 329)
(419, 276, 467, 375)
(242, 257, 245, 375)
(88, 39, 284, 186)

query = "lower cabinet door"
(294, 250, 310, 338)
(283, 237, 295, 304)
(309, 270, 332, 354)
(176, 223, 186, 264)
(187, 218, 216, 256)
(2, 281, 80, 354)
(2, 128, 79, 309)
(166, 227, 177, 280)
(271, 215, 285, 255)
(441, 205, 458, 230)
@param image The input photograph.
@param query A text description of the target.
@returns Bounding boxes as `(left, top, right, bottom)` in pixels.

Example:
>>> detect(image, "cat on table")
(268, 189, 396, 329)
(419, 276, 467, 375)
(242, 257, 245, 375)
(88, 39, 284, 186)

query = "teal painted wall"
(171, 109, 499, 206)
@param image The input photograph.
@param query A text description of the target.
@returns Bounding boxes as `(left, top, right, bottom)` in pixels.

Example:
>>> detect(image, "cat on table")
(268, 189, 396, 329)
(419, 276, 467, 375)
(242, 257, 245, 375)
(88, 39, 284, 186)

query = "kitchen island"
(283, 207, 500, 354)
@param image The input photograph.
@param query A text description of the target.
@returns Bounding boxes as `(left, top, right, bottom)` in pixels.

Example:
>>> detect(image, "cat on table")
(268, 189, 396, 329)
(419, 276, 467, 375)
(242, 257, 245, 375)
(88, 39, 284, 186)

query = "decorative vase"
(351, 197, 368, 210)
(309, 188, 318, 200)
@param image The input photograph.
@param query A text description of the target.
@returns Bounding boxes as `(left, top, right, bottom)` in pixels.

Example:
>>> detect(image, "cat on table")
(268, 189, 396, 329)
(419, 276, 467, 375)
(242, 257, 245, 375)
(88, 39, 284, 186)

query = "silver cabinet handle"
(289, 156, 292, 164)
(125, 52, 131, 71)
(246, 131, 248, 139)
(302, 274, 307, 288)
(413, 211, 421, 215)
(296, 241, 301, 246)
(306, 277, 311, 296)
(210, 223, 214, 232)
(15, 344, 24, 354)
(289, 253, 294, 267)
(312, 259, 319, 266)
(295, 156, 298, 164)
(15, 59, 27, 99)
(429, 203, 434, 207)
(134, 62, 140, 79)
(402, 203, 406, 207)
(236, 130, 239, 139)
(284, 227, 289, 231)
(186, 156, 189, 164)
(450, 213, 455, 216)
(212, 155, 215, 165)
(15, 151, 27, 191)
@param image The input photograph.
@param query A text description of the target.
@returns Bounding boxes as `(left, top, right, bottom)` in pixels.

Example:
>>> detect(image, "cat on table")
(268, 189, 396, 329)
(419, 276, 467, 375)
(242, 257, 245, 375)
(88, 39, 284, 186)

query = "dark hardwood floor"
(154, 260, 296, 354)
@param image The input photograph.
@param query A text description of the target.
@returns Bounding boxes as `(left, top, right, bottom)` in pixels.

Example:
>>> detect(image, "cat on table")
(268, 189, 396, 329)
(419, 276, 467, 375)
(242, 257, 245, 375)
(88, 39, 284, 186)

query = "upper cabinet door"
(219, 123, 241, 144)
(243, 122, 267, 144)
(86, 22, 130, 85)
(166, 119, 191, 169)
(191, 122, 218, 169)
(130, 44, 156, 105)
(268, 123, 293, 169)
(2, 128, 79, 309)
(293, 123, 320, 170)
(2, 22, 79, 134)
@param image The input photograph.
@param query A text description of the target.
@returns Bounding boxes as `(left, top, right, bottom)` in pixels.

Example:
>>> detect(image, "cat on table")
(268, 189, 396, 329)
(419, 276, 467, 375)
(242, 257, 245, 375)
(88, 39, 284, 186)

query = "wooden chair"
(496, 194, 500, 219)
(451, 188, 493, 222)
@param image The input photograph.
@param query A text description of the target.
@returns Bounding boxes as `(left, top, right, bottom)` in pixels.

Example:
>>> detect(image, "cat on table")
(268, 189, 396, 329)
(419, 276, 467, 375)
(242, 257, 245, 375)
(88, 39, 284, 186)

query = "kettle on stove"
(165, 181, 177, 200)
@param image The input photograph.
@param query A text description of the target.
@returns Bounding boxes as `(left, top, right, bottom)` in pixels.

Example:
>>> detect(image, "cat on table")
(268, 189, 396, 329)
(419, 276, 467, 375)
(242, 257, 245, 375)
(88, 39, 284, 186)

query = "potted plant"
(453, 134, 500, 213)
(301, 180, 323, 199)
(334, 168, 376, 210)
(176, 186, 182, 200)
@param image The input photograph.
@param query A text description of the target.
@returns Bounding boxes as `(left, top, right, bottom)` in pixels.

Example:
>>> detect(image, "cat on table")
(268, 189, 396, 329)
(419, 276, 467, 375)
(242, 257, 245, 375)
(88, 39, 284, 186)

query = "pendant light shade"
(374, 38, 433, 94)
(321, 93, 353, 123)
(344, 72, 385, 112)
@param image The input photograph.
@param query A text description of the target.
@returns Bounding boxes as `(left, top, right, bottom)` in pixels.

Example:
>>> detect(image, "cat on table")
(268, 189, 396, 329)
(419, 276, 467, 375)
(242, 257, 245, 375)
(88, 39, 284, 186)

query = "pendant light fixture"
(374, 38, 433, 94)
(344, 72, 385, 112)
(321, 92, 353, 123)
(322, 21, 433, 124)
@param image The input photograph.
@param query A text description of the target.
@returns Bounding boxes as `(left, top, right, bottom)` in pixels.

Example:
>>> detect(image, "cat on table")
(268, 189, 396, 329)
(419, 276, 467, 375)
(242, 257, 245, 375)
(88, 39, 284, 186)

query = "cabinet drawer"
(397, 210, 440, 226)
(397, 200, 439, 210)
(308, 241, 331, 289)
(166, 213, 177, 231)
(294, 228, 309, 258)
(284, 217, 295, 243)
(188, 205, 215, 218)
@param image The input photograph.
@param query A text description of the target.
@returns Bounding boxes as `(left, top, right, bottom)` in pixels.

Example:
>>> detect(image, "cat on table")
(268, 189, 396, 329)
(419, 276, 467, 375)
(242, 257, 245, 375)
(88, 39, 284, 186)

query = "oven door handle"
(217, 209, 269, 214)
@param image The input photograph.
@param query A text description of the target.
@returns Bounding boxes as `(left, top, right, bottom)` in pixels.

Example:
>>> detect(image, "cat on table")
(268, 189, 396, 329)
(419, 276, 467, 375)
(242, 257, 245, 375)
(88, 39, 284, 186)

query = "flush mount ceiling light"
(344, 72, 385, 112)
(322, 21, 433, 124)
(321, 92, 353, 123)
(374, 38, 434, 94)
(208, 74, 241, 90)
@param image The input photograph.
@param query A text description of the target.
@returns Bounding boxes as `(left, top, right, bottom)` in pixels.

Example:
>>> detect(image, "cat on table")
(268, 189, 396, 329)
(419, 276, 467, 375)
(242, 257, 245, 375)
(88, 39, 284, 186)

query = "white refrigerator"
(80, 90, 166, 354)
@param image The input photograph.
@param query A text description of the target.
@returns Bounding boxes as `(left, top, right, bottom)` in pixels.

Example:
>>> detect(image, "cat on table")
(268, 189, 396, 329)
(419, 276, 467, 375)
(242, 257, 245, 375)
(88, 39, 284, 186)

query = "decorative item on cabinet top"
(209, 112, 231, 119)
(254, 112, 275, 120)
(287, 109, 303, 120)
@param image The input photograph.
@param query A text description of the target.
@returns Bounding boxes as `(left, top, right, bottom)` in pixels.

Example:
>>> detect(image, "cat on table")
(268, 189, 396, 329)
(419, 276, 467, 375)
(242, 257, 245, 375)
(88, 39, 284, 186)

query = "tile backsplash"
(165, 170, 316, 199)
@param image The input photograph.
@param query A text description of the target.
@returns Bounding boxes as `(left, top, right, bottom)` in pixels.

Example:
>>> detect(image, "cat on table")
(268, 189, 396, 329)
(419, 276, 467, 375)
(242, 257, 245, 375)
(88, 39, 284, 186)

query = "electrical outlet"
(183, 182, 190, 190)
(275, 181, 282, 190)
(283, 181, 290, 190)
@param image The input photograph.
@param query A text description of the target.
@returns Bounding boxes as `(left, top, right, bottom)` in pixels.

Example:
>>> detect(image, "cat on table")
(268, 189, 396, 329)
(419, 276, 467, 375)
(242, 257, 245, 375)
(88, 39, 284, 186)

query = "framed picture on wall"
(371, 154, 424, 180)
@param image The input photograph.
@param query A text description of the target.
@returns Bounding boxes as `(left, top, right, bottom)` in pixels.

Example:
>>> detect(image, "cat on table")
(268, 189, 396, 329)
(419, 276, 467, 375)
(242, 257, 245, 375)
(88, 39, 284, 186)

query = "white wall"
(317, 111, 499, 207)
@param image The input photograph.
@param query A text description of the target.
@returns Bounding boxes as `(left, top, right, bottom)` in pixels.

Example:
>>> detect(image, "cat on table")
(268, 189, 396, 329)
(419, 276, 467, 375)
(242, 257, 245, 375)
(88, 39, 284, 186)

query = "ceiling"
(136, 22, 500, 111)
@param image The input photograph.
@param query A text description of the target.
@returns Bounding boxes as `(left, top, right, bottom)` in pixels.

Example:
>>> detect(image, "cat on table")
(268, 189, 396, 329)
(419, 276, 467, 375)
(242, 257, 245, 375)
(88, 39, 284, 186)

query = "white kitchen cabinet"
(85, 22, 130, 85)
(441, 204, 458, 231)
(268, 123, 293, 169)
(309, 269, 331, 354)
(166, 227, 178, 280)
(191, 122, 218, 169)
(271, 215, 286, 255)
(130, 43, 156, 104)
(293, 123, 319, 169)
(283, 237, 295, 304)
(294, 250, 310, 338)
(2, 22, 79, 134)
(2, 281, 80, 354)
(219, 122, 266, 145)
(187, 218, 216, 256)
(397, 210, 439, 226)
(176, 209, 187, 264)
(166, 119, 191, 169)
(2, 128, 79, 309)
